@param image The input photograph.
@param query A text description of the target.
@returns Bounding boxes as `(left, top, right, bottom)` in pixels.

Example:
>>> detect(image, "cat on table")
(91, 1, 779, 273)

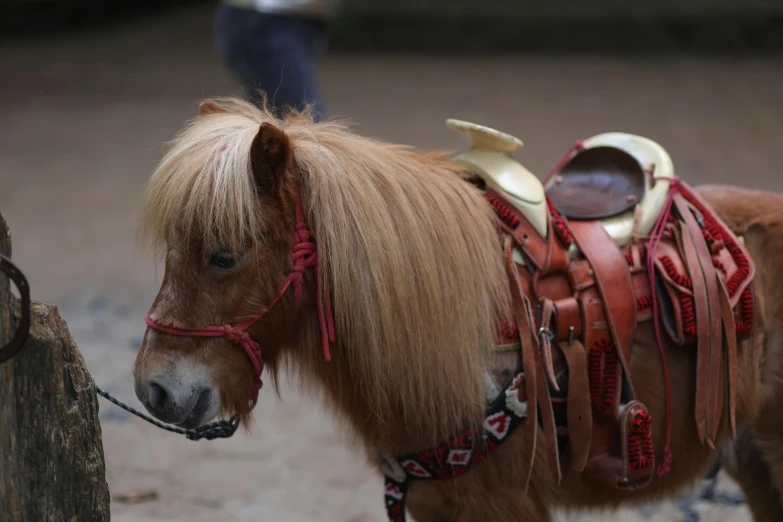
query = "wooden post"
(0, 212, 110, 521)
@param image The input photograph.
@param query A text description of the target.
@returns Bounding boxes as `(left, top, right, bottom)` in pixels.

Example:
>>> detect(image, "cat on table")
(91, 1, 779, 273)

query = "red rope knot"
(632, 411, 651, 434)
(295, 220, 313, 243)
(222, 324, 251, 346)
(222, 324, 264, 391)
(291, 241, 318, 304)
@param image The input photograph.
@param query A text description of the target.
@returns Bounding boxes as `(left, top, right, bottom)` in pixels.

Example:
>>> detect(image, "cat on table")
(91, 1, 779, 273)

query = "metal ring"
(0, 254, 31, 364)
(537, 326, 555, 341)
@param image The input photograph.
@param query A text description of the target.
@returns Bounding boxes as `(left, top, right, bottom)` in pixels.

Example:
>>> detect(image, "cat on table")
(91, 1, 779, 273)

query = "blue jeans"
(215, 5, 328, 120)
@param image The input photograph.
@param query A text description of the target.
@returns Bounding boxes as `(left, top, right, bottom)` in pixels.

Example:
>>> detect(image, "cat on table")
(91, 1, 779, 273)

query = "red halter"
(144, 188, 335, 401)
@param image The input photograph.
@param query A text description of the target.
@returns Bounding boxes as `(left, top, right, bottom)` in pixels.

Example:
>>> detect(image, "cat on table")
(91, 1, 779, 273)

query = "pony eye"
(209, 250, 241, 270)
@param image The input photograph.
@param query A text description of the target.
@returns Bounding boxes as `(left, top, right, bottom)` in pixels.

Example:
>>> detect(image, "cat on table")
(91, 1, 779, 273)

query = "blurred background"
(1, 0, 782, 520)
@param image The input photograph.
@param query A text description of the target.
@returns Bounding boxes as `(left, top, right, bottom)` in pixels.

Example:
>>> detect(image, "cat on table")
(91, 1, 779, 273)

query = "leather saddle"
(447, 119, 756, 492)
(446, 120, 675, 249)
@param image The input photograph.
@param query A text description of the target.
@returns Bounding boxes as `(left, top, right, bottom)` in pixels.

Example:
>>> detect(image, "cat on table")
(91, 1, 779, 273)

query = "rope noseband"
(144, 187, 336, 401)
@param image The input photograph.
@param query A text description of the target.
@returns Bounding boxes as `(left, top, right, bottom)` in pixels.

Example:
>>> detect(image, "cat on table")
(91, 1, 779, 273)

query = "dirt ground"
(1, 5, 782, 521)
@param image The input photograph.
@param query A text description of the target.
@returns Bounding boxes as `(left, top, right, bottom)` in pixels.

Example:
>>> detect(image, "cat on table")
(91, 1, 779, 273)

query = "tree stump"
(0, 212, 111, 521)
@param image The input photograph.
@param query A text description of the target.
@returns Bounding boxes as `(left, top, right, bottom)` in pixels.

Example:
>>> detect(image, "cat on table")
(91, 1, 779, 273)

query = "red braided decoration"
(657, 204, 752, 339)
(658, 256, 693, 290)
(701, 225, 717, 246)
(588, 339, 619, 411)
(736, 287, 754, 337)
(485, 193, 520, 230)
(637, 295, 653, 312)
(498, 317, 520, 344)
(677, 190, 755, 337)
(680, 296, 697, 338)
(658, 249, 698, 339)
(625, 251, 634, 266)
(725, 250, 750, 297)
(545, 197, 573, 247)
(682, 193, 751, 298)
(712, 257, 728, 276)
(627, 410, 655, 470)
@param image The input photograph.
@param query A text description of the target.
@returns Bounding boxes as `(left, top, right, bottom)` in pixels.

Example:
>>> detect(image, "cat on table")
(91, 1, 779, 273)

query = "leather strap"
(579, 282, 624, 485)
(559, 340, 593, 471)
(580, 289, 616, 418)
(676, 215, 711, 444)
(718, 276, 738, 438)
(538, 298, 560, 390)
(487, 189, 569, 276)
(677, 183, 756, 307)
(569, 220, 644, 488)
(513, 218, 549, 272)
(631, 271, 653, 322)
(553, 297, 582, 340)
(535, 334, 562, 485)
(503, 236, 561, 487)
(568, 220, 638, 384)
(652, 240, 692, 344)
(567, 260, 596, 291)
(503, 237, 540, 491)
(675, 195, 724, 446)
(542, 210, 569, 275)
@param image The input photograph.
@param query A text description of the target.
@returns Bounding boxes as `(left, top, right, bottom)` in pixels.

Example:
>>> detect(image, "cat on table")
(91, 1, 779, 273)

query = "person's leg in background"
(215, 4, 329, 120)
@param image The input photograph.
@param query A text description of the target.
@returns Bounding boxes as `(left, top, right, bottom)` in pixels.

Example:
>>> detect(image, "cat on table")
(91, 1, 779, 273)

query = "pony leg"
(720, 427, 783, 522)
(749, 319, 783, 513)
(751, 388, 783, 514)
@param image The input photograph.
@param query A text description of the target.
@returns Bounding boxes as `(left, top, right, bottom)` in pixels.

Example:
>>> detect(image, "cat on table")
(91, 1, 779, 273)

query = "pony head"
(133, 98, 309, 428)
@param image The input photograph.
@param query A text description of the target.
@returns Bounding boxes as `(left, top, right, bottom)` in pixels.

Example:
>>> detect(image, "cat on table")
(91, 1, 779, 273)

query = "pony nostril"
(147, 382, 169, 412)
(189, 388, 212, 419)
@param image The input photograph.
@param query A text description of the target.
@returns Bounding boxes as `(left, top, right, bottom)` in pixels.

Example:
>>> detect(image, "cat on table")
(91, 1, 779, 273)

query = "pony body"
(134, 97, 780, 521)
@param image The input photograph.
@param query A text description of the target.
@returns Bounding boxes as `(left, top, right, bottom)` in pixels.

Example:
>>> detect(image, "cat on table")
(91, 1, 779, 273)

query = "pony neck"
(284, 126, 508, 455)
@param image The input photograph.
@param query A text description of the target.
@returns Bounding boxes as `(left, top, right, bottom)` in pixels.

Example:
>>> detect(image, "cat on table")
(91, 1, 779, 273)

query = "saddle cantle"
(447, 120, 755, 491)
(547, 146, 645, 219)
(544, 132, 676, 248)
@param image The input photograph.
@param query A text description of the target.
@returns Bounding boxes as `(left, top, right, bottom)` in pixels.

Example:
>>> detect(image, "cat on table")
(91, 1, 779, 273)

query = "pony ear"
(250, 122, 293, 193)
(199, 100, 226, 117)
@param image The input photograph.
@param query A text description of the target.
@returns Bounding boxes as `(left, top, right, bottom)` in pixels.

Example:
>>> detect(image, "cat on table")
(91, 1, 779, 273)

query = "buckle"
(538, 326, 555, 341)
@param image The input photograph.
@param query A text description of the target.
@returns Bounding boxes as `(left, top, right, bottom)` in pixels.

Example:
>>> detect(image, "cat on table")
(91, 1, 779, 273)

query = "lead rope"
(96, 386, 246, 441)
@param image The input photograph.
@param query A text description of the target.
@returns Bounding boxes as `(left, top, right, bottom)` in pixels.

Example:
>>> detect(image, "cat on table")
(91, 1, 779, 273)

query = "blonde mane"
(139, 97, 508, 452)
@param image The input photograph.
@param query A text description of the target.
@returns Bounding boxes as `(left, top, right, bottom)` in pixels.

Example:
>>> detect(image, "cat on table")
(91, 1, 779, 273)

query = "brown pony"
(132, 96, 783, 521)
